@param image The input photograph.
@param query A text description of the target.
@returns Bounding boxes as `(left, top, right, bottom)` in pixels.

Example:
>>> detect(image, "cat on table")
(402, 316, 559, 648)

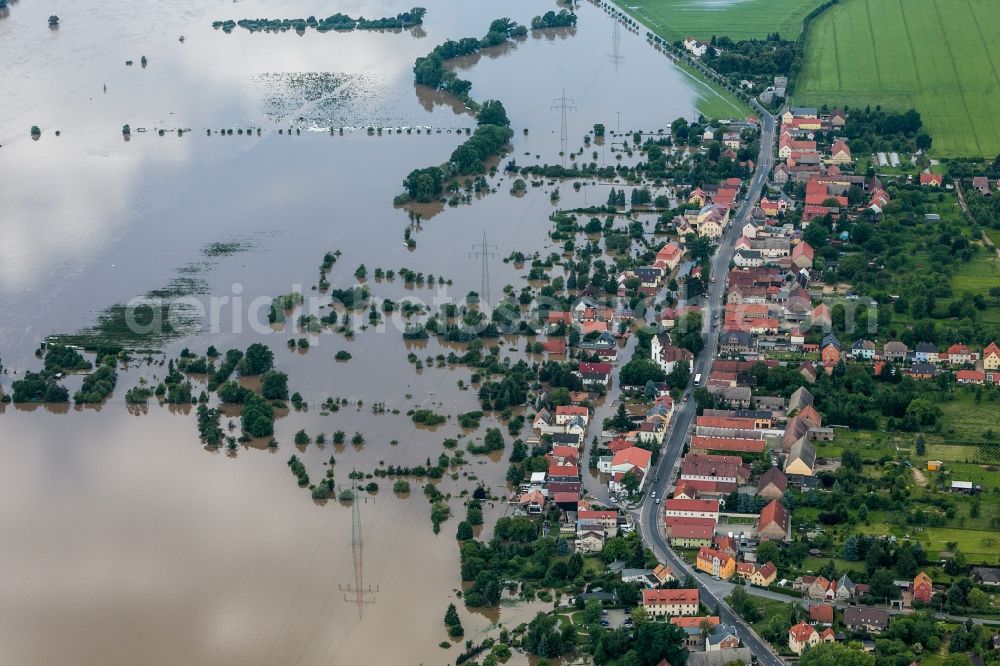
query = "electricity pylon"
(469, 231, 499, 307)
(340, 480, 377, 618)
(551, 89, 576, 165)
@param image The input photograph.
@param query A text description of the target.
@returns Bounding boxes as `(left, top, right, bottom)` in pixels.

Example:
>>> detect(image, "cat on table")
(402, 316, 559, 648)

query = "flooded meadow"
(0, 0, 719, 662)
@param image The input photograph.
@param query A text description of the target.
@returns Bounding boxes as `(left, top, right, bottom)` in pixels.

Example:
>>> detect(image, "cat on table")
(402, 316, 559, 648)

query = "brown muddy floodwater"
(0, 0, 718, 662)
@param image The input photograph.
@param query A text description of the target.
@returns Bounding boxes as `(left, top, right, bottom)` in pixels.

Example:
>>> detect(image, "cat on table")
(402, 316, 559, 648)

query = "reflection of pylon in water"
(339, 480, 377, 619)
(609, 19, 624, 71)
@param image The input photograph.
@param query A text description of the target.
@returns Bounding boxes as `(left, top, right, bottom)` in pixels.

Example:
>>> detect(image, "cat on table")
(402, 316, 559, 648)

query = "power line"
(339, 479, 377, 618)
(551, 88, 576, 165)
(469, 231, 499, 307)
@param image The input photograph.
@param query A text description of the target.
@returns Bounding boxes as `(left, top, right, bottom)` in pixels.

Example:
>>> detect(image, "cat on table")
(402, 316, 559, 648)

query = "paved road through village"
(632, 106, 782, 666)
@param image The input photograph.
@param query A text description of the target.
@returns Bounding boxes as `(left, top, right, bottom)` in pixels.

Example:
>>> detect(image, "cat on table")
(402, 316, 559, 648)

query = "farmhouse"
(758, 498, 790, 541)
(785, 437, 817, 476)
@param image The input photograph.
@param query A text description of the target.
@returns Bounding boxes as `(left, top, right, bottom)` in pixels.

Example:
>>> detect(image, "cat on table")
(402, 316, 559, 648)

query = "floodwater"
(0, 0, 712, 663)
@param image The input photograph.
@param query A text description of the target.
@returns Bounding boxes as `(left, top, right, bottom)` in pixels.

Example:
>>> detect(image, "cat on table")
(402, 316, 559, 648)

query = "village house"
(579, 361, 613, 387)
(882, 340, 908, 362)
(850, 339, 877, 360)
(606, 447, 653, 494)
(809, 604, 834, 626)
(518, 489, 545, 514)
(748, 561, 778, 587)
(843, 606, 890, 634)
(664, 498, 721, 522)
(642, 588, 700, 617)
(672, 616, 720, 650)
(757, 466, 788, 501)
(984, 342, 1000, 370)
(914, 342, 940, 364)
(576, 529, 605, 553)
(692, 435, 766, 456)
(956, 370, 986, 385)
(706, 625, 741, 651)
(757, 498, 790, 542)
(913, 571, 933, 604)
(828, 139, 852, 164)
(946, 343, 976, 365)
(696, 547, 736, 580)
(695, 204, 729, 239)
(719, 330, 755, 356)
(788, 386, 814, 413)
(652, 339, 695, 375)
(820, 334, 841, 365)
(791, 241, 814, 269)
(654, 241, 683, 272)
(554, 405, 589, 426)
(577, 509, 619, 536)
(666, 517, 717, 548)
(919, 172, 943, 187)
(683, 36, 708, 57)
(835, 573, 858, 602)
(788, 622, 820, 655)
(681, 453, 751, 486)
(785, 437, 817, 476)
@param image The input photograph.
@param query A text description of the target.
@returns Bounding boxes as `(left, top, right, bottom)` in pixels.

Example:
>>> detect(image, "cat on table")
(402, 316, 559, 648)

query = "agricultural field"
(677, 60, 752, 118)
(795, 0, 1000, 157)
(615, 0, 825, 42)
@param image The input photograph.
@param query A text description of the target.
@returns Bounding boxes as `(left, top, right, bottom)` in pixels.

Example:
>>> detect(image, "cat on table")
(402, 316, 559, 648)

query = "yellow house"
(926, 460, 943, 472)
(749, 562, 778, 587)
(788, 622, 819, 655)
(697, 547, 736, 580)
(984, 342, 1000, 370)
(784, 437, 816, 476)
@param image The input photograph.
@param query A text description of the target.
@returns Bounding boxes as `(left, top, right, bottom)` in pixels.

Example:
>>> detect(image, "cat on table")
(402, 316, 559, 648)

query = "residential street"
(629, 106, 783, 665)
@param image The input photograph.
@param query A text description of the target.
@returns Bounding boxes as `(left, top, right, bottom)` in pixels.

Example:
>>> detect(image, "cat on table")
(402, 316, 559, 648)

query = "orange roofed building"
(641, 588, 699, 617)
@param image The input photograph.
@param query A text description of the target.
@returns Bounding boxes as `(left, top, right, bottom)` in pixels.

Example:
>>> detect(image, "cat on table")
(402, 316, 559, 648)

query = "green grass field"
(616, 0, 825, 42)
(795, 0, 1000, 157)
(676, 59, 751, 118)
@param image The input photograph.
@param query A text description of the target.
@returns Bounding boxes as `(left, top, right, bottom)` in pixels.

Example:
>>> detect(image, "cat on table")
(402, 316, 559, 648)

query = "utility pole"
(469, 231, 499, 307)
(340, 480, 377, 618)
(551, 89, 576, 165)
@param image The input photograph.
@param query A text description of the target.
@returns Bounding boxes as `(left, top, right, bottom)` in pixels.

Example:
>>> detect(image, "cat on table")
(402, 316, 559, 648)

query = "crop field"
(795, 0, 1000, 157)
(616, 0, 825, 42)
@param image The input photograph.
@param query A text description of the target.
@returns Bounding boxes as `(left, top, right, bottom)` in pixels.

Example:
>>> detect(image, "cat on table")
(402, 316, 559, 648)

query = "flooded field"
(0, 0, 715, 662)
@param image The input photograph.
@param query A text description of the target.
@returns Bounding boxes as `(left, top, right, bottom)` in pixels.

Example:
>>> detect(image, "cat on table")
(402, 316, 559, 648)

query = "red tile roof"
(789, 621, 817, 642)
(691, 436, 766, 454)
(810, 604, 834, 623)
(671, 616, 720, 629)
(665, 517, 716, 540)
(696, 416, 757, 430)
(759, 498, 789, 531)
(664, 498, 720, 514)
(611, 447, 652, 470)
(642, 588, 699, 606)
(555, 405, 588, 417)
